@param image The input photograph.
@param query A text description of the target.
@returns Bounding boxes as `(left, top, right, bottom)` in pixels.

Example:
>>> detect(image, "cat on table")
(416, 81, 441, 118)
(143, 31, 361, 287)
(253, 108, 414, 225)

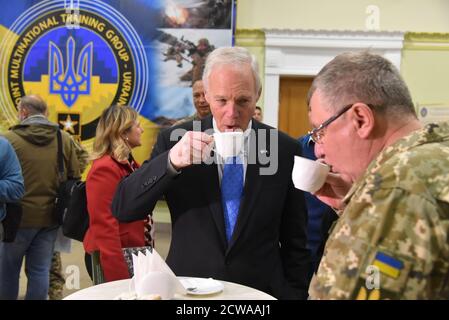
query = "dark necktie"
(221, 156, 243, 243)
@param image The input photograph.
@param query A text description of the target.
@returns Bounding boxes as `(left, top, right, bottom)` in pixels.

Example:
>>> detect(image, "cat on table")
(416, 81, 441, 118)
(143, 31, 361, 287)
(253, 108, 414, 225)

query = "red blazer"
(83, 154, 145, 282)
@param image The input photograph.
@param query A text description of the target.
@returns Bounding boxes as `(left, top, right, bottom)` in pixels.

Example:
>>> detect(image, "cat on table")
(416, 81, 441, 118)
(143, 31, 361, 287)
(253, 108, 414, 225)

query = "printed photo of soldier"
(160, 0, 233, 29)
(151, 28, 230, 128)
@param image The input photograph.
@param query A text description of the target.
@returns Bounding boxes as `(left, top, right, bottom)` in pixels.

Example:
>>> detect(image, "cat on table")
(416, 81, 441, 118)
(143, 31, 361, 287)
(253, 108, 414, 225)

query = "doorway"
(278, 77, 314, 139)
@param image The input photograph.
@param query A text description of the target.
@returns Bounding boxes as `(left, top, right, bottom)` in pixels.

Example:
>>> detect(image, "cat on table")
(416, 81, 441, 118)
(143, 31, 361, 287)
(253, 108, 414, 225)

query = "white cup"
(213, 131, 244, 159)
(292, 156, 330, 193)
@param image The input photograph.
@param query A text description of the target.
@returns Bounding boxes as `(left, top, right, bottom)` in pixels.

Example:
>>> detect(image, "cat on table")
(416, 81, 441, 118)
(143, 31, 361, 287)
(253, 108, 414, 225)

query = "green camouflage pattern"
(309, 122, 449, 300)
(172, 113, 202, 126)
(49, 251, 64, 300)
(74, 139, 89, 174)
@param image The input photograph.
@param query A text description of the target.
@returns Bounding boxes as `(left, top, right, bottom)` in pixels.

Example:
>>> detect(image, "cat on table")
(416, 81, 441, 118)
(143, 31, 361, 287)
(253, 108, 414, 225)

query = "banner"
(0, 0, 234, 163)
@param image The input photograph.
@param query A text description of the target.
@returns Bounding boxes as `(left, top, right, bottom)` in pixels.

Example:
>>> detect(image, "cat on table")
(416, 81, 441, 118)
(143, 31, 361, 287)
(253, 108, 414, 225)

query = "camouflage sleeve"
(73, 138, 89, 174)
(62, 132, 88, 178)
(309, 187, 447, 300)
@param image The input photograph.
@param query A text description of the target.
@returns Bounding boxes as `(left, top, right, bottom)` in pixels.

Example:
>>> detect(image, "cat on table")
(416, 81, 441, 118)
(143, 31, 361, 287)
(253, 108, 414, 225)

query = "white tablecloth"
(64, 277, 276, 300)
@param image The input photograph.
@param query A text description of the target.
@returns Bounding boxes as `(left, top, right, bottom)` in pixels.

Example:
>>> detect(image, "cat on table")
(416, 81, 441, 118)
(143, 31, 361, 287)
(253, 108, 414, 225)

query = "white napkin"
(130, 249, 186, 299)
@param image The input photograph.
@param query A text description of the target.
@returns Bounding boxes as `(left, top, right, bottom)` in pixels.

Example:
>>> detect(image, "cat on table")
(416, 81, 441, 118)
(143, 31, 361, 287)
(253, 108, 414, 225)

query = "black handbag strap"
(56, 130, 64, 182)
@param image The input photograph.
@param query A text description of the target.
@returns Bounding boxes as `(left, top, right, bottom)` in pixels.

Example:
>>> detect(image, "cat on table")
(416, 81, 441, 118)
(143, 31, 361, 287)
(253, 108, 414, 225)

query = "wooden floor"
(18, 223, 172, 299)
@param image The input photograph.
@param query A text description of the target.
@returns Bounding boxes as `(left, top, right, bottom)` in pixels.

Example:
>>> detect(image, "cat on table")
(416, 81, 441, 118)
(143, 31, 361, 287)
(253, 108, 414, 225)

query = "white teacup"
(292, 156, 330, 193)
(213, 131, 244, 159)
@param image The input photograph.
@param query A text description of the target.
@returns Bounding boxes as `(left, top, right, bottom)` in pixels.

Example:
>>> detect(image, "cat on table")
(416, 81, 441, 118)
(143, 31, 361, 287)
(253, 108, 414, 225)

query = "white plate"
(179, 277, 224, 296)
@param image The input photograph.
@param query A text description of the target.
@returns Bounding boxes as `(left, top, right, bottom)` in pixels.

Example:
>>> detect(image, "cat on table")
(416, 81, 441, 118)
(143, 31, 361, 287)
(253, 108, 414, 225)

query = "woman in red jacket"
(83, 105, 152, 282)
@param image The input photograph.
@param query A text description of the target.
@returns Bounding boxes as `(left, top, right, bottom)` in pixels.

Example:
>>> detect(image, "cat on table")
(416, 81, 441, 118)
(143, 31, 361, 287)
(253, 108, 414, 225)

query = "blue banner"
(0, 0, 234, 160)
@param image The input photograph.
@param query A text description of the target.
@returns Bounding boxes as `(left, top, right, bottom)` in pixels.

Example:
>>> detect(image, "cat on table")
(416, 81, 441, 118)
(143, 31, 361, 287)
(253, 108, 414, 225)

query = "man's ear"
(257, 87, 262, 101)
(350, 103, 375, 139)
(18, 107, 28, 121)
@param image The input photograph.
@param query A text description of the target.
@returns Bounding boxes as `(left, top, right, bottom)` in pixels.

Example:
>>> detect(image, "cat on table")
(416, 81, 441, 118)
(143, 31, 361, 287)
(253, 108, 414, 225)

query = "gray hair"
(202, 46, 261, 94)
(18, 95, 48, 115)
(308, 51, 416, 118)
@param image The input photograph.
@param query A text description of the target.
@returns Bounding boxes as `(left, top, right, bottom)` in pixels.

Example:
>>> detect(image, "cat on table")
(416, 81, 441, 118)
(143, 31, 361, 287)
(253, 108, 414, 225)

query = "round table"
(64, 277, 276, 300)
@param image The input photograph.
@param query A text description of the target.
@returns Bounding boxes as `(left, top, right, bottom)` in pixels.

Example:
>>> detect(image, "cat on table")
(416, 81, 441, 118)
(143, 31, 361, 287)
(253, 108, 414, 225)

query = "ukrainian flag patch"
(373, 252, 404, 279)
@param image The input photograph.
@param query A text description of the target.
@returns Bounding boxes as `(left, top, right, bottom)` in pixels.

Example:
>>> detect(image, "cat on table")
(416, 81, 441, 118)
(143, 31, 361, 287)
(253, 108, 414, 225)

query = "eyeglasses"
(308, 104, 354, 144)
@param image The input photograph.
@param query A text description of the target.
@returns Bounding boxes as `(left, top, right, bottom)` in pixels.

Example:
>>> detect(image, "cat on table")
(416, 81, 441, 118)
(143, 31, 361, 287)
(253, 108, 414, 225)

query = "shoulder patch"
(373, 251, 404, 279)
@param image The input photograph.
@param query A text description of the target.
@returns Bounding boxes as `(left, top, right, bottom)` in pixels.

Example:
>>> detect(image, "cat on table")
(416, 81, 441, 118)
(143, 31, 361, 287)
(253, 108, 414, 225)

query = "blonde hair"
(91, 105, 138, 162)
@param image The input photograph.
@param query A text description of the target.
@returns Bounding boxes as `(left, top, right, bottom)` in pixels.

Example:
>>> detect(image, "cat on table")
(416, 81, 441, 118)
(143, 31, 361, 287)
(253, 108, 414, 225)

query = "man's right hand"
(169, 131, 214, 170)
(314, 172, 353, 210)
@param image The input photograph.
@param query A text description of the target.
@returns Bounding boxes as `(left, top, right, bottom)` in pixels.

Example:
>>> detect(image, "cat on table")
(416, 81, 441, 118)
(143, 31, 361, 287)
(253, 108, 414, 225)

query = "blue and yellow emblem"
(0, 0, 152, 146)
(49, 36, 93, 107)
(373, 251, 404, 279)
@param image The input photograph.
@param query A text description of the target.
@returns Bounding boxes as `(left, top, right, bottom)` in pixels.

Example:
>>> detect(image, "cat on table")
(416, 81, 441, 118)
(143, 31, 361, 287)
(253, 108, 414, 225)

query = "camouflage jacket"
(309, 122, 449, 300)
(172, 113, 201, 127)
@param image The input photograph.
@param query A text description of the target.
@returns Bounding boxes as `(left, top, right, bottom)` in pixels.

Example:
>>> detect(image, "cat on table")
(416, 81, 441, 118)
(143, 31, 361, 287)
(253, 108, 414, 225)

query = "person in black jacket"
(112, 47, 310, 299)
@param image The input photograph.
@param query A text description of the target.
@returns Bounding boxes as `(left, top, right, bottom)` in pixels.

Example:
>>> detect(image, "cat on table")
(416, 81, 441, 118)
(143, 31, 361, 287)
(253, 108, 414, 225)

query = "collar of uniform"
(192, 113, 201, 121)
(342, 123, 443, 205)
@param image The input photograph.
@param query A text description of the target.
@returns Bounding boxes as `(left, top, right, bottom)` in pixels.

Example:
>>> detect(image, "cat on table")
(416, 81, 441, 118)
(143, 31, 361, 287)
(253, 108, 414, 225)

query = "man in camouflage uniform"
(172, 79, 211, 126)
(307, 51, 449, 299)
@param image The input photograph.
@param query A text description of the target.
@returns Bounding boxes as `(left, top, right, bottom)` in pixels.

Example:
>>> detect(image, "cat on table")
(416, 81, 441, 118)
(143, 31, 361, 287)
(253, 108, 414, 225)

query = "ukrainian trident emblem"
(49, 36, 92, 107)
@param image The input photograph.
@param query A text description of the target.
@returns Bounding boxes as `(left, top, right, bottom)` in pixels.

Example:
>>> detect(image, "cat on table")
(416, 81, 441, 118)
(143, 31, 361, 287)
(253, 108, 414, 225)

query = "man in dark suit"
(112, 46, 310, 299)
